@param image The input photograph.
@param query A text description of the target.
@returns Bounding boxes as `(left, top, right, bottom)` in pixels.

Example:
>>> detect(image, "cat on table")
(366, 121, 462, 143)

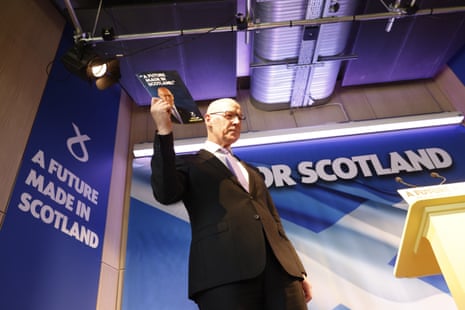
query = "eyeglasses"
(209, 111, 246, 121)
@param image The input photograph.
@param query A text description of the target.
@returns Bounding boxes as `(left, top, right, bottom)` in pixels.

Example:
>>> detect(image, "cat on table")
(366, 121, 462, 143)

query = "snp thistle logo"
(66, 123, 91, 162)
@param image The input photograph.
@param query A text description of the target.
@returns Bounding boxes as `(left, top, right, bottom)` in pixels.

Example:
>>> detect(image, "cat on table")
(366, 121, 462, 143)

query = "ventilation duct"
(250, 0, 360, 110)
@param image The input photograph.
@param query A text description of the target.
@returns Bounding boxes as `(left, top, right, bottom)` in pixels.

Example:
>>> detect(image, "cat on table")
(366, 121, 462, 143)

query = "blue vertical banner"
(0, 27, 121, 310)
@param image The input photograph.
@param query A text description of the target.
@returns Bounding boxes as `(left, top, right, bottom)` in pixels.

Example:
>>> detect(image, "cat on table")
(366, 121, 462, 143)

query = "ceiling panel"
(52, 0, 465, 107)
(342, 0, 465, 86)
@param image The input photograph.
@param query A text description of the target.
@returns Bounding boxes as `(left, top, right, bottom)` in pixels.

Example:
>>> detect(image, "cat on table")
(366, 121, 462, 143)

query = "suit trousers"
(194, 242, 307, 310)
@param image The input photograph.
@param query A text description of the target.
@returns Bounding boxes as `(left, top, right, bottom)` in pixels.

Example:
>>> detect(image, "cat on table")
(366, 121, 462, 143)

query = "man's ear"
(204, 114, 211, 128)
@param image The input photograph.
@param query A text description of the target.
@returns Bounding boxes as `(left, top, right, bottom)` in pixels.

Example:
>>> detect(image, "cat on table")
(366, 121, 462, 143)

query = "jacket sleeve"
(150, 132, 187, 204)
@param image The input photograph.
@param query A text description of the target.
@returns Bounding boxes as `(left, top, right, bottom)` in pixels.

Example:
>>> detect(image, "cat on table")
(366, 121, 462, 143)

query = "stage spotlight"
(235, 13, 248, 31)
(90, 57, 121, 90)
(61, 44, 94, 81)
(102, 27, 115, 41)
(61, 44, 120, 90)
(87, 57, 108, 78)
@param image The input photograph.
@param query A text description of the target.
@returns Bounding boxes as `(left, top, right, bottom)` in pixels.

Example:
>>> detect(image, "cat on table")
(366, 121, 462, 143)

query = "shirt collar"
(203, 140, 231, 154)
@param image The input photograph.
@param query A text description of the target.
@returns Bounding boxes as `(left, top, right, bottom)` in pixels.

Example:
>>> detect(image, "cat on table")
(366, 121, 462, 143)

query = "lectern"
(394, 181, 465, 309)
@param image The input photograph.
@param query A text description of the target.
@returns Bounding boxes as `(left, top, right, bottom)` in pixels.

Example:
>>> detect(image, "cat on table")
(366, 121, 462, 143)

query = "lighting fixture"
(87, 57, 121, 90)
(102, 27, 115, 41)
(61, 44, 120, 90)
(235, 13, 248, 31)
(133, 112, 464, 158)
(88, 59, 107, 78)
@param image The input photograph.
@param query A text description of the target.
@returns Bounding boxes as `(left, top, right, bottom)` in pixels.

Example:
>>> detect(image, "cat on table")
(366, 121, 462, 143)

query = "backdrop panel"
(125, 125, 465, 309)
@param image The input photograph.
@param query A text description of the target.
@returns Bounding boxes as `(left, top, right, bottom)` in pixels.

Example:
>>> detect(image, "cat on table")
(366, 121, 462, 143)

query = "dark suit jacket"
(151, 133, 306, 299)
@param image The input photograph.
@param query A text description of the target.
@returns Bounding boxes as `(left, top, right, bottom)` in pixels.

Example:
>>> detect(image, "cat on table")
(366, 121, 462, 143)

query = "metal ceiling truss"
(64, 5, 465, 44)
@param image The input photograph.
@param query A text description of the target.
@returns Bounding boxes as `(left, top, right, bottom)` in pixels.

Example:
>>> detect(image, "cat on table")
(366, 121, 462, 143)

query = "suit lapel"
(198, 149, 253, 191)
(198, 149, 232, 177)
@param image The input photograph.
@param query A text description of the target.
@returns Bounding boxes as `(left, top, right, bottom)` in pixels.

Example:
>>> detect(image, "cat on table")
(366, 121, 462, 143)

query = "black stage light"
(61, 43, 94, 81)
(235, 13, 248, 31)
(61, 44, 120, 90)
(88, 57, 121, 90)
(102, 27, 115, 41)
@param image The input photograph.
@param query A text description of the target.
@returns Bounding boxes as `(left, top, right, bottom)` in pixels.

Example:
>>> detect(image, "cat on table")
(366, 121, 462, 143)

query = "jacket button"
(254, 214, 260, 220)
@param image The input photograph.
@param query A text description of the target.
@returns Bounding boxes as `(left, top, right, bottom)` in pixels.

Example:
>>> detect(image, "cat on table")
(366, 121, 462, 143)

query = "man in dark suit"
(150, 97, 312, 310)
